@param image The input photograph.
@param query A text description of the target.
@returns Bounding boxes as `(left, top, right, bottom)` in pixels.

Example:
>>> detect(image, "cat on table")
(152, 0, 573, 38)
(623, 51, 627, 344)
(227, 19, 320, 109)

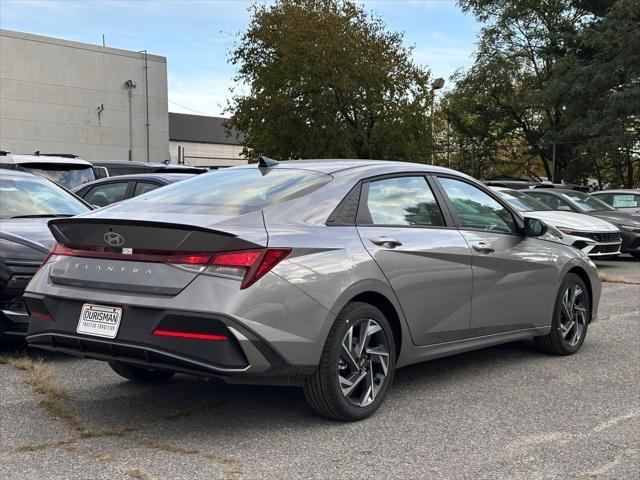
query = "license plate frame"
(77, 303, 122, 339)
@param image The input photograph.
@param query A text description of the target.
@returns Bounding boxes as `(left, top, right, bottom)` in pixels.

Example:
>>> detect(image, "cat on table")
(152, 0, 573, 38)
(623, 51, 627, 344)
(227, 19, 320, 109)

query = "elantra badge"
(104, 231, 125, 247)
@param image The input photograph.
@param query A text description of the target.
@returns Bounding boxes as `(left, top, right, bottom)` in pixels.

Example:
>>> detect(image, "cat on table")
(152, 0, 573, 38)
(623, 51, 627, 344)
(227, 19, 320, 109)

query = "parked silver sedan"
(24, 159, 600, 421)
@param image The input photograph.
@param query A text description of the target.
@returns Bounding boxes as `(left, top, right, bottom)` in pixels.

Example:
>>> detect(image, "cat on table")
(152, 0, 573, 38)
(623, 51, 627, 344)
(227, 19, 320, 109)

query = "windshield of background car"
(0, 176, 90, 218)
(610, 193, 640, 208)
(496, 190, 553, 212)
(126, 167, 333, 213)
(18, 164, 96, 189)
(561, 191, 615, 212)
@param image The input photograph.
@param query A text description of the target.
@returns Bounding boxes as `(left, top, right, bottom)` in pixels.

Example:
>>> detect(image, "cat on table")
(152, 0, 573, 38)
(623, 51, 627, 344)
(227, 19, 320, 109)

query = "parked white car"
(0, 151, 99, 189)
(491, 187, 622, 258)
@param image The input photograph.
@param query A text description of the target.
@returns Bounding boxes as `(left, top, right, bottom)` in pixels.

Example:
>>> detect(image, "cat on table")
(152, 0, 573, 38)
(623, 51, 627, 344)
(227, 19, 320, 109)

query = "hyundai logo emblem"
(104, 231, 125, 247)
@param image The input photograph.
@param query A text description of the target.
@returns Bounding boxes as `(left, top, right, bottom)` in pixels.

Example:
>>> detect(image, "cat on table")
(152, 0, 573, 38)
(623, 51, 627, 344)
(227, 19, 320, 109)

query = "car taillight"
(43, 243, 291, 289)
(206, 248, 291, 289)
(41, 243, 74, 266)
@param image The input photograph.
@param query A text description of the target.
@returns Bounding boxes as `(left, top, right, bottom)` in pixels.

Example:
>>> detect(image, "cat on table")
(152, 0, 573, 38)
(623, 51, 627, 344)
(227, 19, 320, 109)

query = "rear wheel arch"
(348, 291, 402, 360)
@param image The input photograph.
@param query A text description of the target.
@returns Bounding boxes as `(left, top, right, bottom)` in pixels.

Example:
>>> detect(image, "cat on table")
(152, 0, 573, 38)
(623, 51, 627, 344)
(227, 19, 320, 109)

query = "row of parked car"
(1, 153, 638, 342)
(1, 151, 639, 419)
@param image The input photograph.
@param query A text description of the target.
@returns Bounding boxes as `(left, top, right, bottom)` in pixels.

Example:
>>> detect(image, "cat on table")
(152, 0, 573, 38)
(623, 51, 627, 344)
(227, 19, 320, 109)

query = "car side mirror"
(556, 205, 572, 212)
(525, 217, 547, 237)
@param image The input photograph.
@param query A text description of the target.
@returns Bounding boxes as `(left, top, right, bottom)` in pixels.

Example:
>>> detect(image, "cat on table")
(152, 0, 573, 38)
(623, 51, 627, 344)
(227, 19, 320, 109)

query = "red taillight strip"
(46, 243, 213, 265)
(31, 310, 54, 321)
(152, 329, 229, 341)
(44, 243, 292, 289)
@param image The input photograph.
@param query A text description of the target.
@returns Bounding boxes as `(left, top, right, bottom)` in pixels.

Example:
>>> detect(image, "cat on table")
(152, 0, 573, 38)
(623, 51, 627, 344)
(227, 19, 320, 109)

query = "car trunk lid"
(46, 211, 268, 295)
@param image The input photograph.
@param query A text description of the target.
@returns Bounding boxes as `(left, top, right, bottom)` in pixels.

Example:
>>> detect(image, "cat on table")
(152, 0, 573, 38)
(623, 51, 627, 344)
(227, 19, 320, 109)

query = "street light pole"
(430, 78, 445, 164)
(552, 138, 557, 184)
(123, 79, 136, 161)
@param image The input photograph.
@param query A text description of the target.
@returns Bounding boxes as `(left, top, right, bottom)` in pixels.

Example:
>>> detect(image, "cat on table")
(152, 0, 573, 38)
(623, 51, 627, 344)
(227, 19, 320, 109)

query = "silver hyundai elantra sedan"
(24, 159, 600, 421)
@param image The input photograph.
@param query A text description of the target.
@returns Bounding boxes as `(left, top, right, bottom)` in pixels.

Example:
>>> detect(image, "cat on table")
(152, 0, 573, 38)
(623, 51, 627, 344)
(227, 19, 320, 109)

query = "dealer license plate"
(77, 304, 122, 339)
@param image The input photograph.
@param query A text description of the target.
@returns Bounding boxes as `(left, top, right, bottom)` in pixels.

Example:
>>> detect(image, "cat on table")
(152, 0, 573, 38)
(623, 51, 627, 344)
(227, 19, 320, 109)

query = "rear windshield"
(0, 176, 90, 218)
(18, 163, 95, 189)
(126, 167, 332, 213)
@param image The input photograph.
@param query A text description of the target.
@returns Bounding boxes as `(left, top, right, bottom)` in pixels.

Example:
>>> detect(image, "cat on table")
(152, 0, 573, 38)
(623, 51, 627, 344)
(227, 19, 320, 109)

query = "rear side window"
(134, 182, 160, 196)
(84, 182, 129, 207)
(126, 168, 332, 213)
(360, 176, 445, 227)
(528, 193, 570, 210)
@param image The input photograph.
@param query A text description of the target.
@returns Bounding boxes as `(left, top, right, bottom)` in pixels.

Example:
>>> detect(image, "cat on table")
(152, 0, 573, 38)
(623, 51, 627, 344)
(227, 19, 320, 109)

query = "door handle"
(369, 236, 403, 248)
(471, 241, 495, 254)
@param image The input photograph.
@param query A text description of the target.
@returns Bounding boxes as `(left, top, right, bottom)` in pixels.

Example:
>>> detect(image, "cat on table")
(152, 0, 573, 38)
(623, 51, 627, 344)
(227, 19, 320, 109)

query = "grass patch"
(137, 439, 242, 479)
(125, 468, 154, 480)
(0, 355, 86, 433)
(598, 272, 640, 285)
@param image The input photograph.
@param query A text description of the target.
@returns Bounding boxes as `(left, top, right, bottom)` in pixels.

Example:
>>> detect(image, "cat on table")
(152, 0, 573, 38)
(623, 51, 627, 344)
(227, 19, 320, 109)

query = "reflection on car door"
(436, 176, 557, 335)
(356, 175, 473, 345)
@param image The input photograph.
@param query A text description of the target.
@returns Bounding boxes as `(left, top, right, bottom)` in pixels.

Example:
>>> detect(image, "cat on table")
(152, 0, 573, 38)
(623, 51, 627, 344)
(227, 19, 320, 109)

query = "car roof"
(525, 188, 564, 195)
(72, 173, 195, 190)
(0, 153, 92, 167)
(593, 189, 640, 194)
(232, 159, 468, 178)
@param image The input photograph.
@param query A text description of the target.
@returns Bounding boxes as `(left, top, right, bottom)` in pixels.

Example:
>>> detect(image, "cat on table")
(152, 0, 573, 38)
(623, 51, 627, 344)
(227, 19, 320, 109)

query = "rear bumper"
(24, 293, 312, 382)
(1, 263, 39, 338)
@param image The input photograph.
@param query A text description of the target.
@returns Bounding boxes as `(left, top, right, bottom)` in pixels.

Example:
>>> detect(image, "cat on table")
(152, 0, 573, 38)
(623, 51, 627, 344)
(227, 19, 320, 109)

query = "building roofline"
(0, 28, 166, 63)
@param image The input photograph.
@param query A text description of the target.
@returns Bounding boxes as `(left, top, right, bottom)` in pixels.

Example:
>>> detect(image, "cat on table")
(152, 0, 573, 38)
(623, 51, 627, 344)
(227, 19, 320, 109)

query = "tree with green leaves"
(554, 0, 639, 187)
(227, 0, 434, 161)
(453, 0, 602, 181)
(448, 0, 638, 186)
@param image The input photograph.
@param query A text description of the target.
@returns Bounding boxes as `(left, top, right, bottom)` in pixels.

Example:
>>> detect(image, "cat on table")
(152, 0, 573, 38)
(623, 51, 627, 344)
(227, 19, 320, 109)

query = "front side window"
(0, 176, 89, 218)
(84, 182, 129, 207)
(360, 176, 445, 227)
(439, 177, 518, 234)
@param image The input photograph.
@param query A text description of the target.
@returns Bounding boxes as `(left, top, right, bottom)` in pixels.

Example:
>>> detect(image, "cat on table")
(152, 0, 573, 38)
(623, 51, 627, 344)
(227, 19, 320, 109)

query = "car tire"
(631, 253, 640, 260)
(108, 361, 175, 383)
(534, 273, 590, 355)
(303, 301, 396, 421)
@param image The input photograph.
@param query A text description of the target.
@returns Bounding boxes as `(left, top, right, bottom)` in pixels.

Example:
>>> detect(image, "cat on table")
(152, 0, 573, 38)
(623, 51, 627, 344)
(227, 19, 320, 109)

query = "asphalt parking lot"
(1, 257, 638, 480)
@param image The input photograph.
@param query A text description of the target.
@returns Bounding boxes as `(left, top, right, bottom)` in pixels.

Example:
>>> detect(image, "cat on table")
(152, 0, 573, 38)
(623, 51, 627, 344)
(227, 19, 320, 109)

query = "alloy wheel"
(560, 284, 587, 347)
(337, 318, 390, 408)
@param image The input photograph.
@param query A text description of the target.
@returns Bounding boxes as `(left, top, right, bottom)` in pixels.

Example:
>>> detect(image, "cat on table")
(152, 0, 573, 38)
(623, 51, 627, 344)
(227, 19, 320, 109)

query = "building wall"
(169, 140, 247, 167)
(0, 29, 169, 162)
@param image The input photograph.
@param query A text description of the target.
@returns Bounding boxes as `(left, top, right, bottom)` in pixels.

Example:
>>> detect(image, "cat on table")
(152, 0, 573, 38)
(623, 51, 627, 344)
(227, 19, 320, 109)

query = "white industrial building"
(0, 29, 170, 162)
(169, 113, 246, 168)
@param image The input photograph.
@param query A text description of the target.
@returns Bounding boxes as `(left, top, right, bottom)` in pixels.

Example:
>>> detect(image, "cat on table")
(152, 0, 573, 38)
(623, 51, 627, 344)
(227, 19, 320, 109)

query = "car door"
(435, 176, 556, 335)
(356, 175, 473, 346)
(82, 181, 132, 207)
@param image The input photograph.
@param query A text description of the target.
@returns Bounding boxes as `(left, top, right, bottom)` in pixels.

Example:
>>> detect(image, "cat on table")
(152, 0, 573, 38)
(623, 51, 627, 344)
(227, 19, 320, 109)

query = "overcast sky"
(0, 0, 481, 117)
